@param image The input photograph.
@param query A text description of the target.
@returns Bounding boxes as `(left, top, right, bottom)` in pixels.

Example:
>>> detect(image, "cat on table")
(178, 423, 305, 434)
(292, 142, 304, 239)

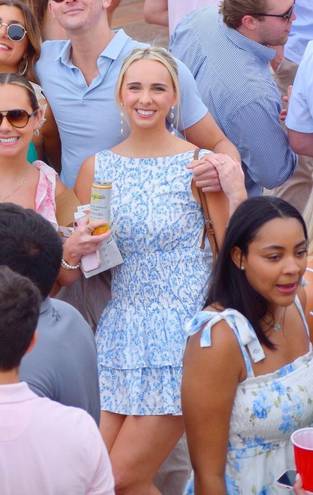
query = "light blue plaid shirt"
(170, 7, 297, 196)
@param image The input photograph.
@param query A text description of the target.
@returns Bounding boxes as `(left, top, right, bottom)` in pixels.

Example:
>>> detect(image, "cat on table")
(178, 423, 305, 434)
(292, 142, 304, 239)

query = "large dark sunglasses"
(0, 21, 27, 41)
(252, 2, 295, 22)
(0, 109, 37, 128)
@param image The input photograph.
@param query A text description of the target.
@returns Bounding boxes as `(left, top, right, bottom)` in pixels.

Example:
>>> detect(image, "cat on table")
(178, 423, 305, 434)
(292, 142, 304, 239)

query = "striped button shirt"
(170, 7, 297, 196)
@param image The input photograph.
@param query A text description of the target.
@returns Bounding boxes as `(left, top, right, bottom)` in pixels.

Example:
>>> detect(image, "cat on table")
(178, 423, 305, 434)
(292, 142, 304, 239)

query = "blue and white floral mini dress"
(186, 299, 313, 494)
(95, 149, 212, 415)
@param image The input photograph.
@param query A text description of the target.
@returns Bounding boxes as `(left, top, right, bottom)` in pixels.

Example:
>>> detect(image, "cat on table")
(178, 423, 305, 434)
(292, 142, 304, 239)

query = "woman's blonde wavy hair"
(116, 46, 180, 105)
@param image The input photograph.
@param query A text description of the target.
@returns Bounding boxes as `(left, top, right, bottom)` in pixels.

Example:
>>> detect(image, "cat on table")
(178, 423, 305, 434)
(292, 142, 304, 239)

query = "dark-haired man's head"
(0, 266, 40, 371)
(0, 203, 62, 298)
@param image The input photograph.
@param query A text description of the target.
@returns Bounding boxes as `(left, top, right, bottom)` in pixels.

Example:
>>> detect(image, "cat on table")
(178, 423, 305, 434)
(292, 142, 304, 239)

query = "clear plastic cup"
(291, 427, 313, 492)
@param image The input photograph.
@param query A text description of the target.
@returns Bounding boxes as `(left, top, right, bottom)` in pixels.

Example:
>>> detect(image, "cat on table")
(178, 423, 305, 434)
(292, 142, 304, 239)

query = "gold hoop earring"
(18, 56, 29, 76)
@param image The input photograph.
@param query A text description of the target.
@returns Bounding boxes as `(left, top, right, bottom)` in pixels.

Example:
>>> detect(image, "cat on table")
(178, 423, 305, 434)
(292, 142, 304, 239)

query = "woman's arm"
(213, 155, 247, 217)
(55, 160, 109, 286)
(182, 320, 243, 494)
(74, 155, 96, 204)
(55, 176, 67, 196)
(209, 154, 246, 246)
(192, 154, 247, 247)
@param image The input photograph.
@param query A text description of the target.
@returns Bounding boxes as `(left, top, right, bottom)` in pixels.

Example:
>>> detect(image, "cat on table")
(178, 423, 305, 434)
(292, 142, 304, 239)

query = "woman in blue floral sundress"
(183, 196, 313, 495)
(75, 47, 246, 494)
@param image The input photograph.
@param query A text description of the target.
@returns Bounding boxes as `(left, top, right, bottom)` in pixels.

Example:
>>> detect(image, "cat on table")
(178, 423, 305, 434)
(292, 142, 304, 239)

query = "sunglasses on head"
(252, 2, 295, 22)
(0, 109, 37, 128)
(0, 21, 27, 41)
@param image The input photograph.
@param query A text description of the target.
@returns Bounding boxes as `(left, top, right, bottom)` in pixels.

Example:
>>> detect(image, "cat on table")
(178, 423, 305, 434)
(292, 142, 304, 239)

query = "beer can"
(90, 182, 112, 235)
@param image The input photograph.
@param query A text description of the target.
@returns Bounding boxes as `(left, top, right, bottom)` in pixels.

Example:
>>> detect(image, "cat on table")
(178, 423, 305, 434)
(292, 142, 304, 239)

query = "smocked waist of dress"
(111, 248, 211, 298)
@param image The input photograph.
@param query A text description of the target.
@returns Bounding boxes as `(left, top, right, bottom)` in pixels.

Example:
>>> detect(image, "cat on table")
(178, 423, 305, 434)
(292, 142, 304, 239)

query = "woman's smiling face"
(119, 58, 177, 132)
(0, 83, 40, 158)
(0, 5, 28, 71)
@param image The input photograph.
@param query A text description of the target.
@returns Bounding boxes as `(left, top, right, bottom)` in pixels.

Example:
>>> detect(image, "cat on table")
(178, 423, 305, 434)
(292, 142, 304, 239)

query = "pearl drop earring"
(120, 109, 125, 136)
(169, 106, 176, 135)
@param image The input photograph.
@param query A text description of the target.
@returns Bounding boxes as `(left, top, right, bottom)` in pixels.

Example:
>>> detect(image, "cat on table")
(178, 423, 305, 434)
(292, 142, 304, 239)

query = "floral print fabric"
(185, 303, 313, 494)
(34, 161, 58, 229)
(95, 149, 212, 415)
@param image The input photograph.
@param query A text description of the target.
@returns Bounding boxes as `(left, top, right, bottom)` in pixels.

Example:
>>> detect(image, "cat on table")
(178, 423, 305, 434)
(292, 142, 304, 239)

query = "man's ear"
(231, 246, 244, 270)
(103, 0, 113, 9)
(240, 14, 259, 32)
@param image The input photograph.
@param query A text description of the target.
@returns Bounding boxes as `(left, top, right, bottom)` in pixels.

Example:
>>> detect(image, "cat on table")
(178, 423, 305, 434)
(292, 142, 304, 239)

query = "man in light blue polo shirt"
(170, 1, 298, 197)
(37, 0, 239, 188)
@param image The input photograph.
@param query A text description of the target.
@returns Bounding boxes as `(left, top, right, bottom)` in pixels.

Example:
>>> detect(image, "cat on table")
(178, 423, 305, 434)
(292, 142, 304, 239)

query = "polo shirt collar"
(0, 382, 37, 404)
(220, 18, 276, 63)
(40, 297, 51, 316)
(58, 29, 130, 67)
(101, 29, 130, 60)
(58, 40, 72, 65)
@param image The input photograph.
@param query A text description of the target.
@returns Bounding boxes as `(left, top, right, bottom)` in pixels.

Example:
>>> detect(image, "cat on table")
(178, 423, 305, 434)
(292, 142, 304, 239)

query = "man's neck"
(0, 369, 19, 385)
(70, 26, 115, 85)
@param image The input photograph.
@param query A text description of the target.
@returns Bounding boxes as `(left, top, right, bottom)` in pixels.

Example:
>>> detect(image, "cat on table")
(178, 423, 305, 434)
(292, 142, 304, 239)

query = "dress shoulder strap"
(186, 309, 266, 377)
(294, 295, 311, 338)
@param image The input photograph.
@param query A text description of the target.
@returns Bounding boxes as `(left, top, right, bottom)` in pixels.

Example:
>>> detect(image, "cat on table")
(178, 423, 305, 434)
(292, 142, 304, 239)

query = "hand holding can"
(90, 182, 112, 235)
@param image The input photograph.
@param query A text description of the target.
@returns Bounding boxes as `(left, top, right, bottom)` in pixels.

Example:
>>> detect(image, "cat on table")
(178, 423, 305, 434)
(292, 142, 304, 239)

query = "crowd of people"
(1, 0, 313, 494)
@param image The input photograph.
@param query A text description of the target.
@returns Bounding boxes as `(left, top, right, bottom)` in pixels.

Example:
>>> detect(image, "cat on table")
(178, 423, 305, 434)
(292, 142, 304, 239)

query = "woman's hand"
(63, 216, 111, 266)
(294, 474, 309, 494)
(213, 154, 247, 214)
(57, 217, 110, 288)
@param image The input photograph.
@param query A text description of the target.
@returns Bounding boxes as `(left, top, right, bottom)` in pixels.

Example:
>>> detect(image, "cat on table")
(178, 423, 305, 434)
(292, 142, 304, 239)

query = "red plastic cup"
(291, 427, 313, 492)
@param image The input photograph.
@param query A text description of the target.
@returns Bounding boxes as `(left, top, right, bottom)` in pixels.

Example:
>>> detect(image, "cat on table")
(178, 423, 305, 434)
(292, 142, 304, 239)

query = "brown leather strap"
(193, 148, 219, 262)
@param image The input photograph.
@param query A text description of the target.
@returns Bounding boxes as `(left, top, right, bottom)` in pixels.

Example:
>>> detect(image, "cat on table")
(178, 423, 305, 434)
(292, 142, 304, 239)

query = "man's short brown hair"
(220, 0, 268, 29)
